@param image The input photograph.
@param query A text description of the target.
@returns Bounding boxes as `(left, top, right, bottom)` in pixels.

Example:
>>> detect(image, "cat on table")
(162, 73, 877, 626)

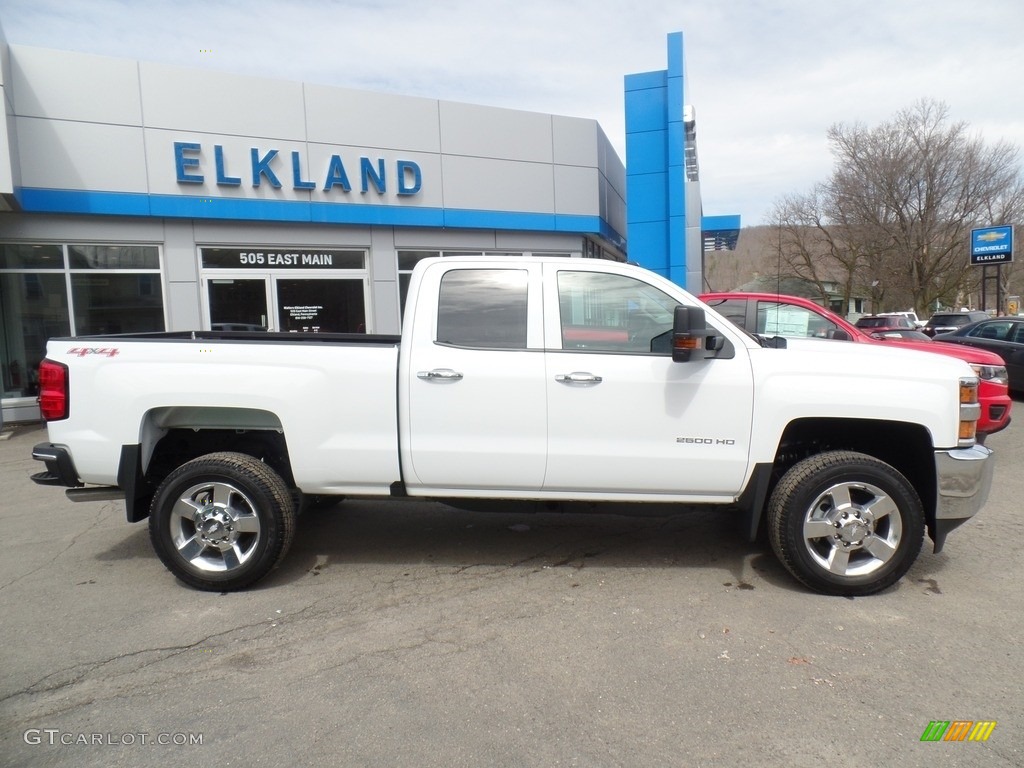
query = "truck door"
(402, 263, 547, 491)
(542, 265, 754, 498)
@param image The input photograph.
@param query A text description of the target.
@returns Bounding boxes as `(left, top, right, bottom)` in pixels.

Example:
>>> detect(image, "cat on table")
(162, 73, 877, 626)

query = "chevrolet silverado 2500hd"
(30, 257, 994, 596)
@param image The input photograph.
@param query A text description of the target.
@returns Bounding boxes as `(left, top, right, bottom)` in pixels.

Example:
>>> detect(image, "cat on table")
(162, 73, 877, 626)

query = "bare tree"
(772, 99, 1024, 314)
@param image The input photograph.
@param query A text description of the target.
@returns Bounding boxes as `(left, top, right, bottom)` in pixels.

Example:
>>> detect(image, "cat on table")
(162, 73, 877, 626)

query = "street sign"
(970, 225, 1014, 265)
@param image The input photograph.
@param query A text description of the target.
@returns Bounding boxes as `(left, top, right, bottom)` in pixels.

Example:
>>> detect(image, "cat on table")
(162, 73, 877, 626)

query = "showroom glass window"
(0, 243, 164, 398)
(68, 245, 164, 334)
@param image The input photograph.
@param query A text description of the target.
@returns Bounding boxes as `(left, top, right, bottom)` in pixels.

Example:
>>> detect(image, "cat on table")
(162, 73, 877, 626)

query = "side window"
(557, 271, 678, 353)
(757, 301, 838, 338)
(436, 269, 528, 349)
(702, 298, 748, 329)
(967, 322, 1010, 341)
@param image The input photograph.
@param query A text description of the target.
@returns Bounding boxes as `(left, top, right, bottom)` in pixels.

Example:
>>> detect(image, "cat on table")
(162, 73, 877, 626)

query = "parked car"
(934, 317, 1024, 393)
(894, 311, 925, 328)
(699, 291, 1012, 438)
(923, 311, 989, 337)
(855, 314, 916, 331)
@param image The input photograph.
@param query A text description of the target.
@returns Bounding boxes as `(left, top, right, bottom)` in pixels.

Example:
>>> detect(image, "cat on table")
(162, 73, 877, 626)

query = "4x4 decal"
(66, 347, 120, 358)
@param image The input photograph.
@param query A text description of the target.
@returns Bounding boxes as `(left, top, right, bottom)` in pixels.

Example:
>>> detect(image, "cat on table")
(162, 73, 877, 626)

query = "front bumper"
(930, 444, 994, 552)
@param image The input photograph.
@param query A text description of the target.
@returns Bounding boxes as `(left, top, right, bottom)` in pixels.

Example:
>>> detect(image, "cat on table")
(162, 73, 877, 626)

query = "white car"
(894, 311, 925, 328)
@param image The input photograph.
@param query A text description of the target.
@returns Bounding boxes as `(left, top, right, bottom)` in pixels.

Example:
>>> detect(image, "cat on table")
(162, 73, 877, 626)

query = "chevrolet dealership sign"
(970, 225, 1014, 265)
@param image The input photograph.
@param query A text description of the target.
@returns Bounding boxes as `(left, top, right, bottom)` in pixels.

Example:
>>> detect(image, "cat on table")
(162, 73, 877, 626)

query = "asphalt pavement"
(1, 415, 1022, 767)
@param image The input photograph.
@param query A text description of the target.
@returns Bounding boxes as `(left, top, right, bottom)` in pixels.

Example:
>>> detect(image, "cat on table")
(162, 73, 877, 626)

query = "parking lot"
(1, 414, 1022, 767)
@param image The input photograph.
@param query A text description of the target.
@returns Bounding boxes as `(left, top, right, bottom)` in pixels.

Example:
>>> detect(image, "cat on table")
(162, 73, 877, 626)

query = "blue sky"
(1, 0, 1022, 226)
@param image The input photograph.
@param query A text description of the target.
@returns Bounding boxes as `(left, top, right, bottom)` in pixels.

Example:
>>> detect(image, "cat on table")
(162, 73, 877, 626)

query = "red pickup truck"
(700, 292, 1011, 439)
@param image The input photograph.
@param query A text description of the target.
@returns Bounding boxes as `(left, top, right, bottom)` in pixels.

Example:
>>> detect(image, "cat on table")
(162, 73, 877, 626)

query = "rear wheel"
(767, 451, 924, 596)
(148, 452, 296, 591)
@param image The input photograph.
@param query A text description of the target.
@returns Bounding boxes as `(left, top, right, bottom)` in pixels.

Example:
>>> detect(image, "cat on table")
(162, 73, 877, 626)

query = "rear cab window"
(436, 269, 528, 349)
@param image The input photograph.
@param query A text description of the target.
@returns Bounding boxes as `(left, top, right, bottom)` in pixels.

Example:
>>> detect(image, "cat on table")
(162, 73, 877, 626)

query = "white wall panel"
(139, 62, 306, 141)
(305, 84, 441, 152)
(0, 213, 164, 241)
(191, 219, 372, 246)
(16, 116, 147, 192)
(9, 45, 142, 126)
(441, 155, 553, 213)
(162, 219, 198, 283)
(494, 231, 581, 251)
(552, 116, 598, 167)
(165, 280, 202, 331)
(440, 101, 552, 163)
(554, 165, 599, 215)
(0, 92, 13, 194)
(393, 228, 498, 249)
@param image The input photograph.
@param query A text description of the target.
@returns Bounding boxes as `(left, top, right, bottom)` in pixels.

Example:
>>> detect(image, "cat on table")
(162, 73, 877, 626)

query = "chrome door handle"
(555, 372, 603, 384)
(417, 368, 464, 380)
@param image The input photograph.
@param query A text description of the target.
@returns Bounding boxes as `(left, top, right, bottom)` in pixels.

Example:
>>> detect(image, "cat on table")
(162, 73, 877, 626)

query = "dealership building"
(0, 27, 738, 422)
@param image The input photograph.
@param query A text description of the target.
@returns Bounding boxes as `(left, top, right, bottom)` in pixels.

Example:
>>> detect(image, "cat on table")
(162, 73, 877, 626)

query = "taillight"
(38, 359, 69, 421)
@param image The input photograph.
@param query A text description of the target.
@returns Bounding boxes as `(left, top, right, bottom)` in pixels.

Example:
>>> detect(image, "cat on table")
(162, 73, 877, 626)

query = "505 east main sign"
(173, 142, 423, 196)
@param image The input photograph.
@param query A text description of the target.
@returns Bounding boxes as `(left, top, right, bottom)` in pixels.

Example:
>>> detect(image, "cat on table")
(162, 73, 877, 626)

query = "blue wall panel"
(625, 33, 688, 284)
(624, 130, 667, 176)
(625, 173, 668, 224)
(627, 221, 669, 276)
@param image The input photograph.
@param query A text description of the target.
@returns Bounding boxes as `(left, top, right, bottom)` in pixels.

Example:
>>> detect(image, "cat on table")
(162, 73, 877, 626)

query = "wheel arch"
(120, 406, 293, 523)
(740, 417, 937, 541)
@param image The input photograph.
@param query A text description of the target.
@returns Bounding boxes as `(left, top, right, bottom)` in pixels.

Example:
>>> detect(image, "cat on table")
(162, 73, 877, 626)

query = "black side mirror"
(672, 306, 720, 362)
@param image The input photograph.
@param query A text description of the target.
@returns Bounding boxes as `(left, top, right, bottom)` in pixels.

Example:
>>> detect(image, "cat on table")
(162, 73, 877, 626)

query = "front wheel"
(148, 452, 296, 591)
(767, 451, 924, 596)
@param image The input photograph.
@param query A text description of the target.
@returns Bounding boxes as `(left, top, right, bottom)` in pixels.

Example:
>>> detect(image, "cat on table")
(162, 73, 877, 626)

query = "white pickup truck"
(30, 257, 993, 596)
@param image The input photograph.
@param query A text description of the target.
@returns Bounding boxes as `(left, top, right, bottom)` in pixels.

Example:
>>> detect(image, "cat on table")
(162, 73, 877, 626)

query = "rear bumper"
(930, 444, 994, 552)
(31, 442, 83, 488)
(32, 440, 132, 507)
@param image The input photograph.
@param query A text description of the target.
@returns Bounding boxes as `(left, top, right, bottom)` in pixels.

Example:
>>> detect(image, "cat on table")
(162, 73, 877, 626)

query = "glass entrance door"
(204, 276, 368, 333)
(206, 277, 271, 331)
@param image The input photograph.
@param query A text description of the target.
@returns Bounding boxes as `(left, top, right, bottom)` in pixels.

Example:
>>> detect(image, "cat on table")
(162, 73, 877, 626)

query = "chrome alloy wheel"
(800, 481, 902, 578)
(169, 481, 262, 572)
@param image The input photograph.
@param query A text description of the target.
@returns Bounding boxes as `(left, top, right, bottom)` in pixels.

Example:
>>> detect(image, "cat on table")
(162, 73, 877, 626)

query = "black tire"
(148, 452, 296, 591)
(767, 451, 924, 596)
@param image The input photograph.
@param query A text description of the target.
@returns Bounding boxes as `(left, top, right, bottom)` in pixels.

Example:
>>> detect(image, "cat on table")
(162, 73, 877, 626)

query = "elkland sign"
(173, 142, 423, 197)
(970, 225, 1014, 265)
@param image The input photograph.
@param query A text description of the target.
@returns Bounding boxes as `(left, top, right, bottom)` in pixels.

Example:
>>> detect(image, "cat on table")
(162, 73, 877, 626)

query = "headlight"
(970, 363, 1009, 385)
(959, 377, 980, 446)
